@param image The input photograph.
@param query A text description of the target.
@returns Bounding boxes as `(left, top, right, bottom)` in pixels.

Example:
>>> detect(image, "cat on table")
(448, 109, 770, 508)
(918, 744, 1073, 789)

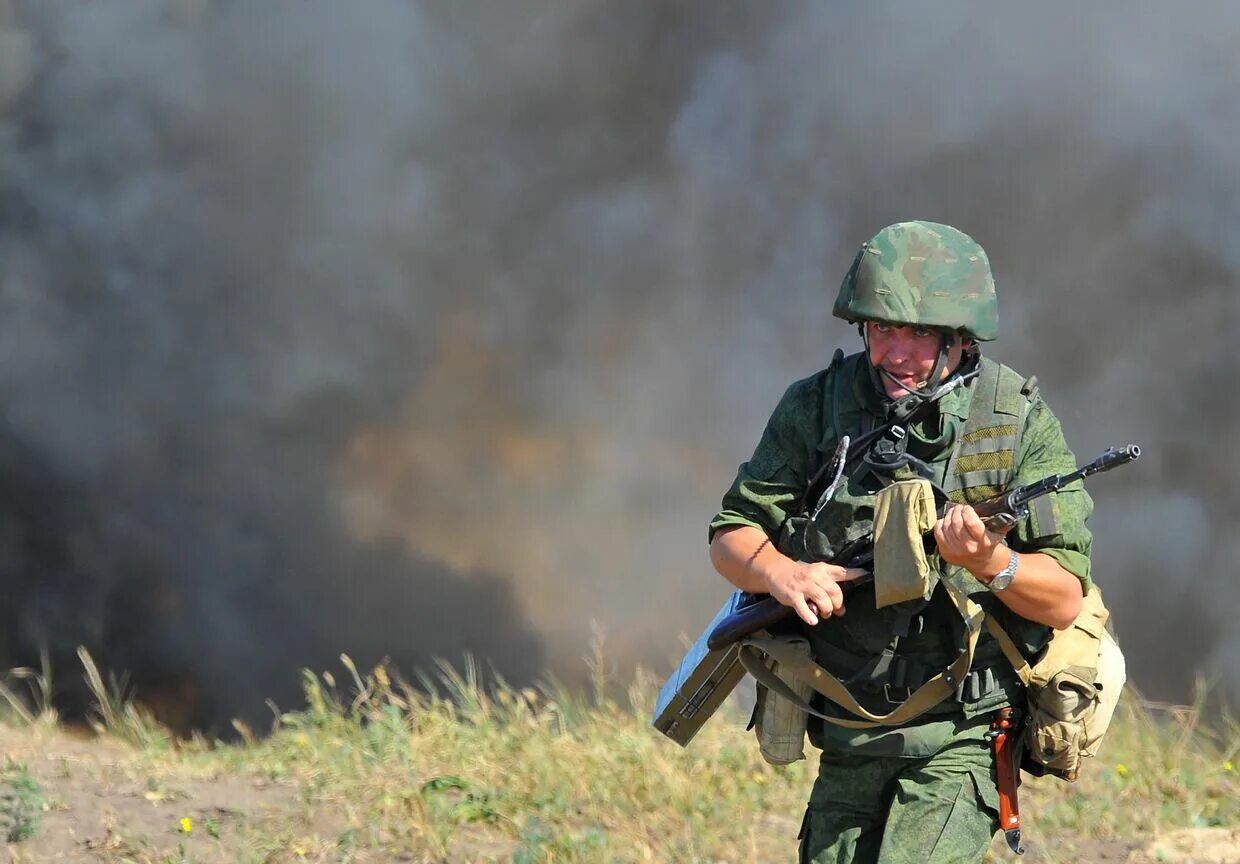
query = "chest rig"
(755, 351, 1047, 729)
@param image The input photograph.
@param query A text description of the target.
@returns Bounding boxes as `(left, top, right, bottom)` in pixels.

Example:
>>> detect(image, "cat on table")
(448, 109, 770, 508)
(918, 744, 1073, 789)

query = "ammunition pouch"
(871, 478, 938, 608)
(988, 586, 1126, 781)
(743, 636, 814, 765)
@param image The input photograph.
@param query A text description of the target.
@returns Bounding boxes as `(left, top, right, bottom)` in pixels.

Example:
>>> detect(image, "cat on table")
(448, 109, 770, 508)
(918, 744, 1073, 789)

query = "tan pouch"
(872, 478, 937, 608)
(1026, 666, 1093, 777)
(990, 586, 1127, 781)
(748, 636, 813, 765)
(1089, 627, 1127, 755)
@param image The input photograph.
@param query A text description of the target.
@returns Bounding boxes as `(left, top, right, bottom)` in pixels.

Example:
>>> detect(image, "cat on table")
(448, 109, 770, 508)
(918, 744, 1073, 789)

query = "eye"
(873, 323, 892, 334)
(913, 326, 934, 338)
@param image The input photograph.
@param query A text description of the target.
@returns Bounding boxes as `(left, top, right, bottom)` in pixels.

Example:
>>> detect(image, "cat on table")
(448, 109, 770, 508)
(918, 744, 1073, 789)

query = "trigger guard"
(987, 510, 1022, 531)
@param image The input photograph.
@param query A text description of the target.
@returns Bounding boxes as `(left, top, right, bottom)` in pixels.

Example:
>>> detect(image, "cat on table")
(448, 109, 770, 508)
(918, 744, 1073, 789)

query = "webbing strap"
(739, 604, 984, 729)
(985, 617, 1034, 687)
(737, 647, 835, 722)
(955, 565, 1033, 688)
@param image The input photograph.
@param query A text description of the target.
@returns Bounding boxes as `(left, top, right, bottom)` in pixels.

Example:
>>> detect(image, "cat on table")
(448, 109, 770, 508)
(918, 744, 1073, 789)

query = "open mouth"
(882, 370, 925, 390)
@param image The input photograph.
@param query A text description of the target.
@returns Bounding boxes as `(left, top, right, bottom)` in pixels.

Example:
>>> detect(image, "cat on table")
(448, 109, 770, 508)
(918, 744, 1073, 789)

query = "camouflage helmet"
(833, 221, 999, 341)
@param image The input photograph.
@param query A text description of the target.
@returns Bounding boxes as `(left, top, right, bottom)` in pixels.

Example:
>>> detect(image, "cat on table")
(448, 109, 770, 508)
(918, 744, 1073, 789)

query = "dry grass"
(0, 651, 1236, 863)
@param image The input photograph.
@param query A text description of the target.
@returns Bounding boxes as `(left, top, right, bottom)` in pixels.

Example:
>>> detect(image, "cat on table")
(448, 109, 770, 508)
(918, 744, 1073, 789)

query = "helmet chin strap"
(860, 326, 980, 416)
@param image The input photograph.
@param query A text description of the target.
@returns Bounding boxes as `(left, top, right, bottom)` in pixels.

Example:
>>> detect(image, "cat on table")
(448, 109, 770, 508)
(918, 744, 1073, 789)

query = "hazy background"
(0, 0, 1235, 731)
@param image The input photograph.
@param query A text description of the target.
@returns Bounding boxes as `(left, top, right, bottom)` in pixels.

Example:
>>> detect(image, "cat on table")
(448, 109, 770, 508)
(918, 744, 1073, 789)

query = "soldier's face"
(865, 322, 967, 400)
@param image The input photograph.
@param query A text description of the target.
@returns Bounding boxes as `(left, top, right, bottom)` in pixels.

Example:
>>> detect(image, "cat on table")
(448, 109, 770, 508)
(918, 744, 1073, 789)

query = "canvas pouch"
(746, 636, 814, 765)
(871, 478, 938, 608)
(989, 587, 1127, 781)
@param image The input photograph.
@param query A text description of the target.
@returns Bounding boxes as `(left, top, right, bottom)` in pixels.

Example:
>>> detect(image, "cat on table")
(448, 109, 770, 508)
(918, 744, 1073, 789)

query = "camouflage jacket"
(709, 351, 1093, 755)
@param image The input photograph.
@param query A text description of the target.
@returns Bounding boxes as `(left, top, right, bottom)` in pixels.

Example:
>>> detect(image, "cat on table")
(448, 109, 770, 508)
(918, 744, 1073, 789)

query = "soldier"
(708, 221, 1093, 863)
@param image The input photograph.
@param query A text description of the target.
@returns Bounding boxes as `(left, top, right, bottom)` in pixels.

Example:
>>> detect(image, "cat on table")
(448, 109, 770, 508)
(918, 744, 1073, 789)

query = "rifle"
(706, 444, 1140, 651)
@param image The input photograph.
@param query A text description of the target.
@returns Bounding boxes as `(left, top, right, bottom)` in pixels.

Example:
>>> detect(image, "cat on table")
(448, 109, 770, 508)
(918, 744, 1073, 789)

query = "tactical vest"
(772, 351, 1052, 727)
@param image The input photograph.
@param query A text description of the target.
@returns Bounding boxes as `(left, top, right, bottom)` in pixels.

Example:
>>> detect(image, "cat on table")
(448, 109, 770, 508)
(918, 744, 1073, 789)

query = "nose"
(876, 331, 914, 365)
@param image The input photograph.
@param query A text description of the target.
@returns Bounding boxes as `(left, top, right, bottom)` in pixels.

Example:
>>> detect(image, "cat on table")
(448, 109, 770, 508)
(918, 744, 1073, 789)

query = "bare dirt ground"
(1014, 835, 1141, 863)
(0, 724, 298, 863)
(1017, 829, 1240, 864)
(1126, 829, 1240, 864)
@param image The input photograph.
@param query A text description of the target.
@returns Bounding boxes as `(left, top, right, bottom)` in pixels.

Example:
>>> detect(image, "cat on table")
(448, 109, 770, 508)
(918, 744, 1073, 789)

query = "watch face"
(989, 552, 1017, 591)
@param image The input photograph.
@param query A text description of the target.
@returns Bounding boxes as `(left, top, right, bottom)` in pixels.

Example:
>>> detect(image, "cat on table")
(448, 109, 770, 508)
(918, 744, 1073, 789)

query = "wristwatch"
(986, 549, 1019, 592)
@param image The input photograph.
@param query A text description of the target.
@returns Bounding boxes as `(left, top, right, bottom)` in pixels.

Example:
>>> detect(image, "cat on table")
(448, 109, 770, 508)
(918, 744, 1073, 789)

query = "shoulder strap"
(827, 348, 846, 444)
(984, 617, 1034, 687)
(942, 360, 1045, 681)
(793, 350, 848, 517)
(944, 357, 1037, 504)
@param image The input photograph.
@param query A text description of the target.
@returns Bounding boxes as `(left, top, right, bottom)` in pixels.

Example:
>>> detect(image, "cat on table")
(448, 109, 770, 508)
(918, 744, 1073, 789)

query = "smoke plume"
(0, 1, 1236, 727)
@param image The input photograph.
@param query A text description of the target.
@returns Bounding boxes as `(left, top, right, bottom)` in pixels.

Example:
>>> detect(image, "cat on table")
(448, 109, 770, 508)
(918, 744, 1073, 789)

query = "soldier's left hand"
(933, 502, 1008, 576)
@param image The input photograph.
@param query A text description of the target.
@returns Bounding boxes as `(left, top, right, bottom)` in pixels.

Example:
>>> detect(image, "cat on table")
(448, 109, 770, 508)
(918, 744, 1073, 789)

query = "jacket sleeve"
(1007, 394, 1094, 592)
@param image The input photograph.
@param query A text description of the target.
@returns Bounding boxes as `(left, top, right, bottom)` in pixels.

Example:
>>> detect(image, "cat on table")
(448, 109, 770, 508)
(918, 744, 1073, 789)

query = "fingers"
(838, 566, 869, 583)
(777, 562, 868, 627)
(773, 565, 824, 626)
(817, 580, 846, 617)
(959, 505, 988, 542)
(935, 503, 1006, 571)
(947, 502, 972, 538)
(936, 503, 979, 548)
(815, 563, 859, 616)
(786, 569, 850, 625)
(814, 563, 866, 585)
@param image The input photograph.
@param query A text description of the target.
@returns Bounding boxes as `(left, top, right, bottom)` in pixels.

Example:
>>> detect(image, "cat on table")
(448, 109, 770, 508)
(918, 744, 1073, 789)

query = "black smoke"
(0, 1, 1235, 726)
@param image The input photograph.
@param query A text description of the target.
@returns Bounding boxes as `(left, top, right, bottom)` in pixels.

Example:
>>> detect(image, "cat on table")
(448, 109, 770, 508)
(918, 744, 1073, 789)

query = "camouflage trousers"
(798, 734, 1001, 864)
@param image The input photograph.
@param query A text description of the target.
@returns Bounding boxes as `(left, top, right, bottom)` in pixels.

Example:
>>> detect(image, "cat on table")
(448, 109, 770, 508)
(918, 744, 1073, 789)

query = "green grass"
(0, 759, 44, 842)
(1, 651, 1237, 862)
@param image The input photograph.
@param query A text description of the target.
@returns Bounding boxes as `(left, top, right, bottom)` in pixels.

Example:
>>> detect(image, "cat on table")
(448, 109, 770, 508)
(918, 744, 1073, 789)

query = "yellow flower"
(1224, 760, 1235, 773)
(180, 817, 193, 833)
(1116, 763, 1130, 778)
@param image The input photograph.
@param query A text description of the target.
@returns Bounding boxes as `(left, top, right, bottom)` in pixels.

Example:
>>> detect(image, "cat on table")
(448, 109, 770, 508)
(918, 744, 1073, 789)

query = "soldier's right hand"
(765, 561, 868, 627)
